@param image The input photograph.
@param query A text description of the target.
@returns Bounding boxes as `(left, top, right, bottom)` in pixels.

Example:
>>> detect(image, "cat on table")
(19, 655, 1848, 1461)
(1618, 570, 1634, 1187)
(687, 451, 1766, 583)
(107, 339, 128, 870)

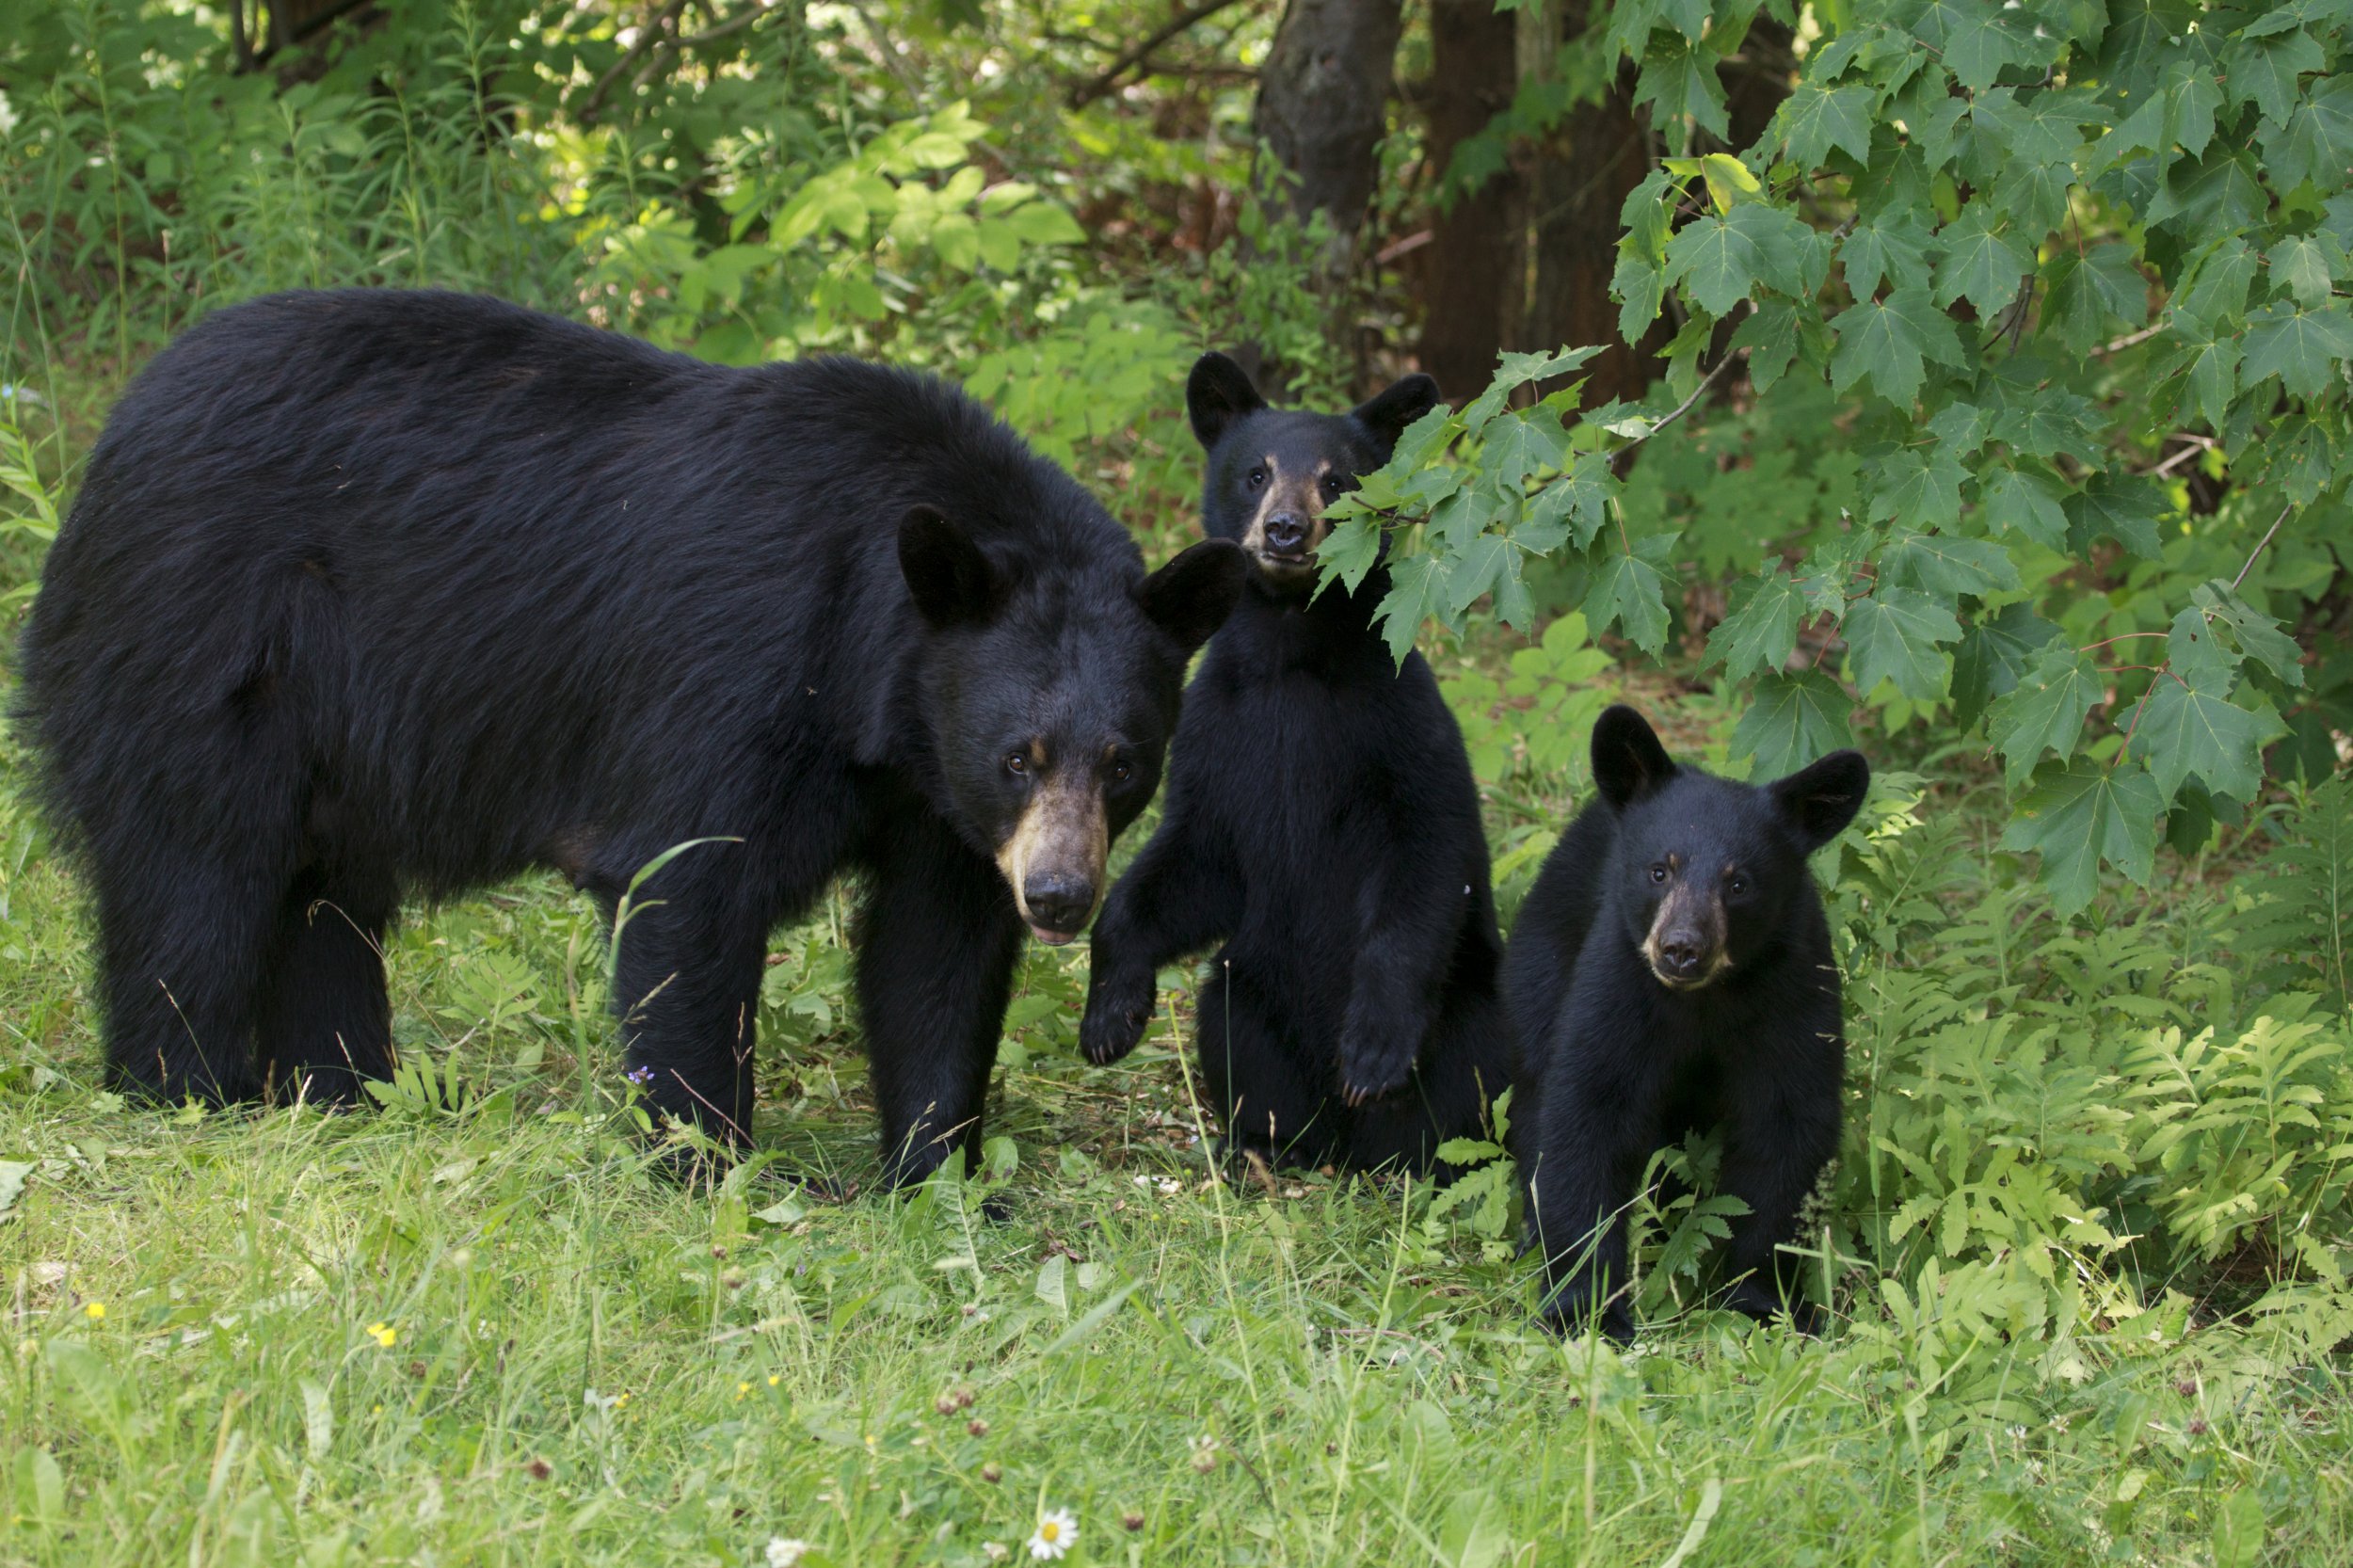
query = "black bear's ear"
(898, 505, 1001, 627)
(1186, 352, 1267, 450)
(1136, 538, 1248, 654)
(1591, 704, 1675, 809)
(1770, 749, 1872, 851)
(1351, 373, 1441, 456)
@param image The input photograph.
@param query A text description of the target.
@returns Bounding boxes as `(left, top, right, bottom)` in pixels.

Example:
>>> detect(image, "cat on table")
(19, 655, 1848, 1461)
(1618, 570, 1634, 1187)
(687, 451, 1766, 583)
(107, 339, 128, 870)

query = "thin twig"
(2231, 503, 2295, 591)
(578, 0, 691, 124)
(1068, 0, 1258, 108)
(1619, 345, 1744, 453)
(2093, 320, 2167, 357)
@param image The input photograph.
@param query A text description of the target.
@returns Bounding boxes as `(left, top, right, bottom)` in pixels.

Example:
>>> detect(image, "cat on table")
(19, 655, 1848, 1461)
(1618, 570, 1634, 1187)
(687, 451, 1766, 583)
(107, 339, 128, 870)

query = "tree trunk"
(1415, 0, 1524, 401)
(1524, 2, 1657, 406)
(1253, 0, 1406, 263)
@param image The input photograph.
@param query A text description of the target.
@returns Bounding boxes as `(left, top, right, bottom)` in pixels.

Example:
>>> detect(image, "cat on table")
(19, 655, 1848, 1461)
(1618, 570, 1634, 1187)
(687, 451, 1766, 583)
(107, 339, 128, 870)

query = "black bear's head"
(899, 505, 1246, 944)
(1185, 351, 1439, 594)
(1589, 704, 1869, 992)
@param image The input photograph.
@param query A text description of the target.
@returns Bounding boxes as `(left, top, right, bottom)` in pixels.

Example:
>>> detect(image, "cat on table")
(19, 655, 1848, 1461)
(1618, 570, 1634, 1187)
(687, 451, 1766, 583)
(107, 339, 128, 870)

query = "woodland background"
(2, 2, 2352, 1563)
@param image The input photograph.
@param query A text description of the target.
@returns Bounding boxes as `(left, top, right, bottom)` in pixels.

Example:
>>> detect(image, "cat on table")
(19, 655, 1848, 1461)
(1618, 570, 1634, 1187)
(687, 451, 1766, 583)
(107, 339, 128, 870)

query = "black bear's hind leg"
(1195, 967, 1337, 1173)
(858, 825, 1024, 1190)
(90, 849, 280, 1106)
(254, 872, 397, 1107)
(607, 855, 767, 1150)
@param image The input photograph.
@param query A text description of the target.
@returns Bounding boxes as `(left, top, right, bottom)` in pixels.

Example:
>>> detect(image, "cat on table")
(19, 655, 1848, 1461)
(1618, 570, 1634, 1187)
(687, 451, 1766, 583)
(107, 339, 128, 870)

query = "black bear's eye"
(1005, 753, 1027, 775)
(1728, 873, 1749, 896)
(1649, 864, 1669, 884)
(1321, 473, 1346, 496)
(1247, 467, 1267, 488)
(1109, 760, 1133, 785)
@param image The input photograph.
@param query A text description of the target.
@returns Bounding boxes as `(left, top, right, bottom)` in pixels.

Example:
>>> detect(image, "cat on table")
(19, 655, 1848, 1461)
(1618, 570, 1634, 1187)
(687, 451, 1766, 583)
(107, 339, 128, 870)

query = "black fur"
(1080, 353, 1508, 1175)
(1504, 706, 1867, 1338)
(15, 289, 1244, 1185)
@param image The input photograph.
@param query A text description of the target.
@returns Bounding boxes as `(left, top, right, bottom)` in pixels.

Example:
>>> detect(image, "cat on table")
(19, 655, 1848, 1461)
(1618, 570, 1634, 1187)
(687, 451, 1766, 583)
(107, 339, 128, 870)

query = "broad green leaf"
(1734, 671, 1855, 777)
(2268, 232, 2342, 309)
(1979, 463, 2071, 550)
(1933, 206, 2034, 317)
(2242, 300, 2353, 398)
(1988, 644, 2103, 784)
(1705, 564, 1809, 681)
(2064, 472, 2169, 559)
(2163, 316, 2242, 430)
(1481, 409, 1569, 490)
(1729, 300, 1829, 394)
(1880, 529, 2023, 597)
(1316, 514, 1383, 597)
(2263, 75, 2353, 194)
(1952, 602, 2063, 731)
(1994, 156, 2076, 236)
(1374, 553, 1449, 666)
(1868, 448, 1968, 532)
(1843, 585, 1961, 700)
(2175, 236, 2258, 323)
(1999, 760, 2163, 917)
(1945, 7, 2037, 92)
(2134, 657, 2285, 805)
(1986, 386, 2104, 465)
(1664, 205, 1813, 313)
(1527, 452, 1618, 549)
(1584, 545, 1673, 656)
(2190, 580, 2305, 687)
(2165, 601, 2239, 688)
(1974, 87, 2098, 167)
(1839, 212, 1937, 298)
(2224, 25, 2323, 124)
(1004, 201, 1084, 246)
(2041, 245, 2148, 356)
(1780, 80, 1879, 168)
(1492, 345, 1604, 387)
(1830, 290, 1968, 409)
(1633, 32, 1731, 139)
(1386, 404, 1459, 477)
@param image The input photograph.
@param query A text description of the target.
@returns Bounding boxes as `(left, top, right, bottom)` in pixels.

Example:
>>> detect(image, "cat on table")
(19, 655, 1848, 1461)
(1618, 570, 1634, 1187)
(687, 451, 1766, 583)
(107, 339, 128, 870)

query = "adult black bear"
(1505, 705, 1867, 1339)
(1079, 352, 1510, 1175)
(16, 289, 1245, 1186)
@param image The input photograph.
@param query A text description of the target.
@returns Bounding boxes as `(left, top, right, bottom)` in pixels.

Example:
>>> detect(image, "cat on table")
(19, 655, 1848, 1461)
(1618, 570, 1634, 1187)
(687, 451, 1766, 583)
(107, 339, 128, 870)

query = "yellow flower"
(83, 1302, 104, 1320)
(767, 1373, 781, 1387)
(366, 1321, 396, 1348)
(737, 1382, 751, 1400)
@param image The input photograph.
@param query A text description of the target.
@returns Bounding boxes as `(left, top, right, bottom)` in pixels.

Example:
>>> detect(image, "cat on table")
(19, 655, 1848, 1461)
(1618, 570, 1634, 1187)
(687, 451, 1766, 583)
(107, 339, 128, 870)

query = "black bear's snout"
(1022, 872, 1096, 939)
(1653, 936, 1707, 983)
(1263, 512, 1309, 556)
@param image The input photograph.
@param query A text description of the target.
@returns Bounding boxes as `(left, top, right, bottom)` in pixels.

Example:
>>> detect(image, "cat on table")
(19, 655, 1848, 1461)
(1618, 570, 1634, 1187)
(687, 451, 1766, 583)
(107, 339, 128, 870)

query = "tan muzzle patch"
(995, 774, 1109, 945)
(1641, 883, 1732, 990)
(1238, 456, 1333, 580)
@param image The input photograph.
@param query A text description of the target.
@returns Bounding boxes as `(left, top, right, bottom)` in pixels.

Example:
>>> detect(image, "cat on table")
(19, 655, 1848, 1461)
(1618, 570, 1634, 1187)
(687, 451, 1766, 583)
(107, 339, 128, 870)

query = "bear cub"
(1505, 705, 1868, 1339)
(1080, 352, 1510, 1175)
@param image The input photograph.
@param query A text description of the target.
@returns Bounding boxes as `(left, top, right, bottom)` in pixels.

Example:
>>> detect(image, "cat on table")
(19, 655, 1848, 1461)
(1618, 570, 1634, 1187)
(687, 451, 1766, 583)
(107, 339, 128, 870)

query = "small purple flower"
(625, 1065, 656, 1087)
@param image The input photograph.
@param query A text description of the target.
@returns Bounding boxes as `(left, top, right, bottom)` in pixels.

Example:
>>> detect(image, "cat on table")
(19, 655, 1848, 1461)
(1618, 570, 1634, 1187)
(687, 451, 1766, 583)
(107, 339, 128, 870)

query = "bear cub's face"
(899, 505, 1245, 944)
(1589, 705, 1869, 992)
(1185, 352, 1439, 591)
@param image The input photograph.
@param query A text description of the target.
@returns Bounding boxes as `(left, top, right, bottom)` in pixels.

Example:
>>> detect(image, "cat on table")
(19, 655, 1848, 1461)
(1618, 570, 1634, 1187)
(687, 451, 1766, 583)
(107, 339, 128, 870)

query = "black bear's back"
(17, 289, 1135, 889)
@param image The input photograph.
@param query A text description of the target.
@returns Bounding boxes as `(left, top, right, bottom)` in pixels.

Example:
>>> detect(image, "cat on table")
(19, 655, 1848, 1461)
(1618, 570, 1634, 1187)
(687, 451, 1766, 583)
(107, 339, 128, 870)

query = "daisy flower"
(763, 1538, 808, 1568)
(1028, 1507, 1077, 1560)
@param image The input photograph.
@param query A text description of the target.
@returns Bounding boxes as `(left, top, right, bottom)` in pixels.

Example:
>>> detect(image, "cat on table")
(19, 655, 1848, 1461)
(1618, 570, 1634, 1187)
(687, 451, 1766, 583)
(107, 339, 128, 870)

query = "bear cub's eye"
(1005, 753, 1028, 776)
(1727, 873, 1749, 896)
(1246, 466, 1267, 488)
(1649, 864, 1669, 884)
(1320, 472, 1346, 497)
(1109, 760, 1133, 785)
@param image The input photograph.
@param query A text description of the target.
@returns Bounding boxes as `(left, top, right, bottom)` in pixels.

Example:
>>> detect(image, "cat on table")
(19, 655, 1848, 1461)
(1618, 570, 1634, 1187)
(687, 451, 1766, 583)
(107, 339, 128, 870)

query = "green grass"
(2, 759, 2349, 1567)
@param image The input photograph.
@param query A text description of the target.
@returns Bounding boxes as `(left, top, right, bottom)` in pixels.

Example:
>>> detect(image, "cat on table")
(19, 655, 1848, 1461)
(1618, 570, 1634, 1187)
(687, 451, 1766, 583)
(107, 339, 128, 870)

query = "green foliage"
(1335, 0, 2353, 912)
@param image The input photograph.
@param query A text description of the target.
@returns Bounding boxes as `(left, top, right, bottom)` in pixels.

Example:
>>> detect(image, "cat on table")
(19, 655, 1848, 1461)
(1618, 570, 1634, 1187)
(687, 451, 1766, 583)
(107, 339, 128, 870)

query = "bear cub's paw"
(1337, 1007, 1418, 1105)
(1080, 969, 1156, 1065)
(1539, 1278, 1636, 1344)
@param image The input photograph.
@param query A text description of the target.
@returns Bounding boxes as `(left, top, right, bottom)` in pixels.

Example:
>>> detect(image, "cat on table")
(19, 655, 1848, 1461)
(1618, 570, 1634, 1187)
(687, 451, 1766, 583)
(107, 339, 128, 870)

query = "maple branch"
(2231, 503, 2294, 591)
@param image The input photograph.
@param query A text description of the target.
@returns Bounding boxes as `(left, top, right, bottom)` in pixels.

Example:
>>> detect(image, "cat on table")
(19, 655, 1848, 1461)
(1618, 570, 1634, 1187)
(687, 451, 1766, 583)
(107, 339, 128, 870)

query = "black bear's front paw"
(1080, 969, 1154, 1065)
(1338, 1010, 1417, 1106)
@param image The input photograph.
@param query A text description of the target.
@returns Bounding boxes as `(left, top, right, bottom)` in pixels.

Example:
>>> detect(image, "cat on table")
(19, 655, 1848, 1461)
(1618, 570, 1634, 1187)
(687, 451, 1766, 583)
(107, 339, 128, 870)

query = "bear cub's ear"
(1591, 704, 1676, 810)
(1352, 374, 1442, 456)
(1136, 537, 1248, 654)
(1770, 750, 1872, 851)
(898, 504, 1003, 628)
(1186, 352, 1268, 450)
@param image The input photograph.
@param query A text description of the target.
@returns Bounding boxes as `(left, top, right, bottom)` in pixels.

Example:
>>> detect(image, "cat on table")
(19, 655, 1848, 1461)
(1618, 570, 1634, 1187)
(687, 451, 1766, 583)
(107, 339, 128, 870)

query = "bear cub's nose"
(1655, 938, 1706, 982)
(1263, 512, 1309, 556)
(1022, 872, 1096, 938)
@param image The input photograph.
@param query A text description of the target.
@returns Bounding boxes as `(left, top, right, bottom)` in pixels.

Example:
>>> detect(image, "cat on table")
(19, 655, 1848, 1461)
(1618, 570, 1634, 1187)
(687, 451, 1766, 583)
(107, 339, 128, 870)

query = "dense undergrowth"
(4, 2, 2352, 1563)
